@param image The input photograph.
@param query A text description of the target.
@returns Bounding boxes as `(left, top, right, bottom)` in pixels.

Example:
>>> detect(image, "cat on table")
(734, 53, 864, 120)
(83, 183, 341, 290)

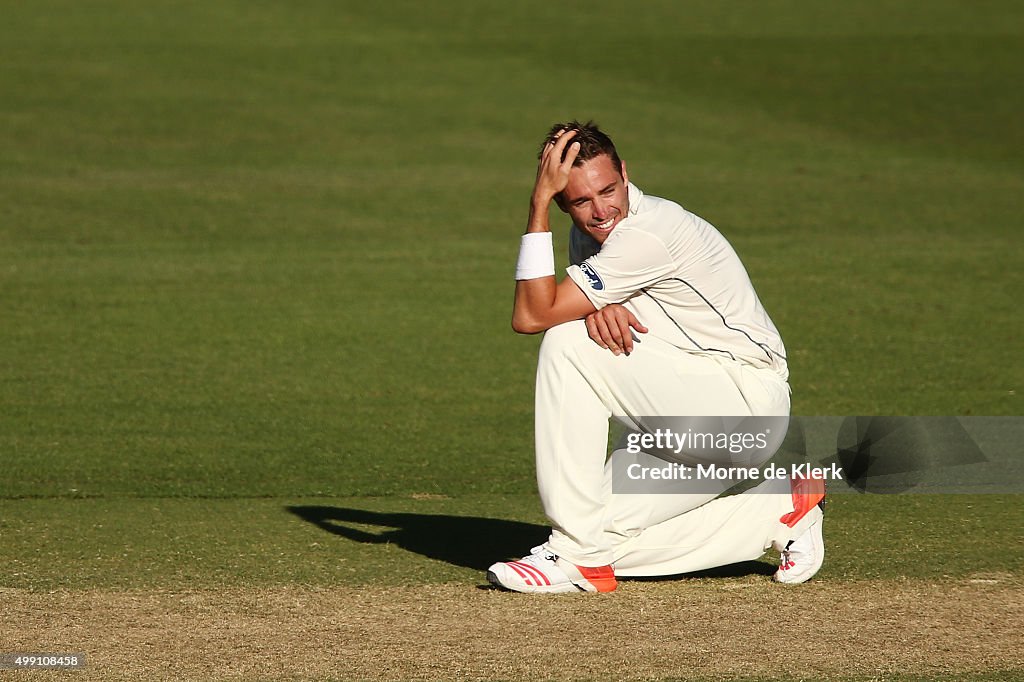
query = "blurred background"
(2, 1, 1020, 502)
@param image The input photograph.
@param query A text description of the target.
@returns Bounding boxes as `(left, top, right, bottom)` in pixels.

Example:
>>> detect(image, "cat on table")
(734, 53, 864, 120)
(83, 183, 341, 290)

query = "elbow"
(511, 314, 545, 335)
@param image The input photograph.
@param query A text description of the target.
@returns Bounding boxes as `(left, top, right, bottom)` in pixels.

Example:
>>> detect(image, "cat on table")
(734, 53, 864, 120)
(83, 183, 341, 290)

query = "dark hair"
(539, 120, 622, 175)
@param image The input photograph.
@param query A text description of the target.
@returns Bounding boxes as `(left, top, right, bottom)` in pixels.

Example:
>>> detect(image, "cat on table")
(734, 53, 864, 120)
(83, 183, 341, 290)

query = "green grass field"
(1, 1, 1022, 680)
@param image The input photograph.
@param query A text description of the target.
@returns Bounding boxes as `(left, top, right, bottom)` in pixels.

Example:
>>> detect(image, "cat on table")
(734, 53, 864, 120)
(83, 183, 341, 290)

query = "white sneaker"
(487, 545, 617, 594)
(774, 505, 825, 584)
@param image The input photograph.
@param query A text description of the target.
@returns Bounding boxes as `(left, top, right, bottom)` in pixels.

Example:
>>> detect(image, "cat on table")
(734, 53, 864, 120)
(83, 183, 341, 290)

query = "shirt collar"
(627, 182, 643, 217)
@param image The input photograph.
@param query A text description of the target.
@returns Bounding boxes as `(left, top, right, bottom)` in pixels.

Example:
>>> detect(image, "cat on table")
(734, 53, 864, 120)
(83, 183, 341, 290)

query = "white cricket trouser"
(535, 319, 809, 574)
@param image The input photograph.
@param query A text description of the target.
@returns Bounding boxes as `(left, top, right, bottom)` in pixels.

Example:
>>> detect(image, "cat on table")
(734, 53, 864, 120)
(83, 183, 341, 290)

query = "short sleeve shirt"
(566, 183, 788, 379)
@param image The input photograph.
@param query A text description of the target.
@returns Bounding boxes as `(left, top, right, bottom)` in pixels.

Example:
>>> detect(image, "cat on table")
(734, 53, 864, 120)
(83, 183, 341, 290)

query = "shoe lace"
(523, 545, 558, 567)
(779, 540, 795, 568)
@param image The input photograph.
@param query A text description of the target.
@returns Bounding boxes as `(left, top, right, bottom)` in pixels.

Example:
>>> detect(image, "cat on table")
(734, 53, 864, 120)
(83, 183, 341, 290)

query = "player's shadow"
(286, 505, 549, 571)
(622, 561, 776, 582)
(287, 505, 776, 579)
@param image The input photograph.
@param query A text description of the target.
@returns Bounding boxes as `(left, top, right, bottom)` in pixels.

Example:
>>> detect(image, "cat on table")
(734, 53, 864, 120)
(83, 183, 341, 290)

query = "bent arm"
(511, 127, 596, 334)
(512, 275, 596, 334)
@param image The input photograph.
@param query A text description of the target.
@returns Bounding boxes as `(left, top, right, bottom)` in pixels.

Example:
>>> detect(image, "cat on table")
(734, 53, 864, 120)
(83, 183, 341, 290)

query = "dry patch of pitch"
(2, 577, 1021, 681)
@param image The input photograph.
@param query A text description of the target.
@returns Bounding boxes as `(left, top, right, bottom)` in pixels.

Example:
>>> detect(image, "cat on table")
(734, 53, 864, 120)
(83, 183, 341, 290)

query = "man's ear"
(620, 160, 629, 185)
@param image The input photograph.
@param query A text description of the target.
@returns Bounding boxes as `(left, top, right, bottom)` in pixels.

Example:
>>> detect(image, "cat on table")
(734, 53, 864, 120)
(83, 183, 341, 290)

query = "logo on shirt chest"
(579, 262, 605, 291)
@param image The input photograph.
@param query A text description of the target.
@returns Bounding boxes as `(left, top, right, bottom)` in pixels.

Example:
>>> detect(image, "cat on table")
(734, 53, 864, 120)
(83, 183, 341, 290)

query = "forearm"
(513, 193, 558, 333)
(526, 195, 552, 234)
(512, 276, 557, 334)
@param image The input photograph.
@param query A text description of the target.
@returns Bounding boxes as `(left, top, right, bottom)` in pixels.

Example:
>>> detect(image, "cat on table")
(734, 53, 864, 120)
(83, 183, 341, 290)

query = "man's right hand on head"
(529, 129, 580, 226)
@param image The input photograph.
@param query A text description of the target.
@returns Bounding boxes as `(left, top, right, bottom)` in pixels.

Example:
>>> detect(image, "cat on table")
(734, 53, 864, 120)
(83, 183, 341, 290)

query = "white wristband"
(515, 232, 555, 280)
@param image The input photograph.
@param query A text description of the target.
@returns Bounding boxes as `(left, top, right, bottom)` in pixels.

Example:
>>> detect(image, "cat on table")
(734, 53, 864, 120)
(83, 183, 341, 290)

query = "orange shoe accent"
(779, 474, 825, 528)
(577, 564, 617, 593)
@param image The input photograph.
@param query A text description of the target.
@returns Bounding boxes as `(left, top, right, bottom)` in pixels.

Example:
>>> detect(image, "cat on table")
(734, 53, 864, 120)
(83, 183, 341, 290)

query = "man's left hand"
(584, 304, 648, 355)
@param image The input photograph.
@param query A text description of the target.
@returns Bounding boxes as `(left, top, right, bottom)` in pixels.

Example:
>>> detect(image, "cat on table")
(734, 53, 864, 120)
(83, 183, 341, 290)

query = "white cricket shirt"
(566, 183, 788, 379)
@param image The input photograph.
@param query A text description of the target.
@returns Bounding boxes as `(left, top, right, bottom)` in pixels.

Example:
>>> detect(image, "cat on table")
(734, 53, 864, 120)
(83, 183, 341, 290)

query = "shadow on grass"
(287, 505, 777, 579)
(622, 560, 776, 582)
(286, 505, 549, 571)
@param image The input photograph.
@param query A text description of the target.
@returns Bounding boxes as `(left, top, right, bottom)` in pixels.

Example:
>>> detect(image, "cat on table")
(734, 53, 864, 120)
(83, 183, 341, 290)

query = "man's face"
(557, 154, 629, 244)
